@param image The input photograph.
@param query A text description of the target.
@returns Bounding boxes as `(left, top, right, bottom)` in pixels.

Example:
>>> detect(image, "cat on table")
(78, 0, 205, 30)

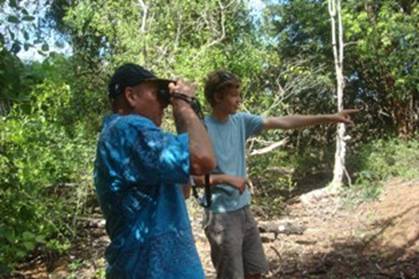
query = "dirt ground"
(7, 178, 419, 279)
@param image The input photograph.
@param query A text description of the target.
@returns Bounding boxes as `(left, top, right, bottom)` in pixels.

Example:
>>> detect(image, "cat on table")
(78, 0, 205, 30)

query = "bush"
(0, 80, 95, 274)
(347, 137, 419, 201)
(248, 142, 297, 217)
(351, 138, 419, 181)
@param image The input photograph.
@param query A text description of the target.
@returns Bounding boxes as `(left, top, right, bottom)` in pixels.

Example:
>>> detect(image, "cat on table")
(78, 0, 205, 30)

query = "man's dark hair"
(204, 70, 241, 107)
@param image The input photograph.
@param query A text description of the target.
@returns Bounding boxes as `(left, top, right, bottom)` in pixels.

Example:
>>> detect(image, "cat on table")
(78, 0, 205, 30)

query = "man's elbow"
(190, 154, 216, 175)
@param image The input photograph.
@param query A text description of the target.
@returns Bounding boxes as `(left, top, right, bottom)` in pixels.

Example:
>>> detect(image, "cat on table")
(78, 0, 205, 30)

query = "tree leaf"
(23, 30, 29, 40)
(23, 241, 35, 251)
(7, 15, 19, 24)
(22, 15, 35, 21)
(9, 0, 17, 8)
(11, 42, 21, 53)
(41, 43, 49, 52)
(22, 231, 34, 240)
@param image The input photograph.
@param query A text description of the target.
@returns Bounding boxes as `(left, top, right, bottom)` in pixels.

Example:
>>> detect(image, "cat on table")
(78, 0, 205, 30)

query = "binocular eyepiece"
(158, 88, 172, 104)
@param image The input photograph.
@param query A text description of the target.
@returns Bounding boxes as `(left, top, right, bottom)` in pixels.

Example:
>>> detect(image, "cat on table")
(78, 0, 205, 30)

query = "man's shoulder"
(99, 114, 157, 143)
(204, 113, 259, 128)
(231, 112, 263, 124)
(233, 111, 260, 119)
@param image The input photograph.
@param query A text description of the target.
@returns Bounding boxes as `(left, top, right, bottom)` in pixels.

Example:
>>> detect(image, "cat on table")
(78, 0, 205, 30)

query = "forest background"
(0, 0, 418, 275)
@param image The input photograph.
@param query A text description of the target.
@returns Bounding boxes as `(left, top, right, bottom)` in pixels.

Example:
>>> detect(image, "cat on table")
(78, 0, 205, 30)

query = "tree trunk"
(328, 0, 347, 190)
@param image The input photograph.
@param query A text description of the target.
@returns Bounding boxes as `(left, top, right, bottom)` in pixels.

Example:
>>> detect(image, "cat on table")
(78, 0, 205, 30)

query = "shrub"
(347, 137, 419, 201)
(0, 80, 95, 273)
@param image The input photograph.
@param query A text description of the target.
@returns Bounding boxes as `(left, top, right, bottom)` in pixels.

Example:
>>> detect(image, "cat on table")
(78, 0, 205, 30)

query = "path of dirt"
(7, 178, 419, 278)
(259, 178, 419, 278)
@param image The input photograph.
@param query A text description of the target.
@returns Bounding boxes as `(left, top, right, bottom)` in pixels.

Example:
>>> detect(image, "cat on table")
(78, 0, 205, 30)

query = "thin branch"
(204, 0, 226, 48)
(337, 0, 344, 68)
(250, 138, 288, 156)
(192, 0, 237, 59)
(138, 0, 148, 33)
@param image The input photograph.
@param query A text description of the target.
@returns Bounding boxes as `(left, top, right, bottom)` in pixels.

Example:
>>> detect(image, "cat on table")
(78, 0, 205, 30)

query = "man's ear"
(124, 87, 137, 107)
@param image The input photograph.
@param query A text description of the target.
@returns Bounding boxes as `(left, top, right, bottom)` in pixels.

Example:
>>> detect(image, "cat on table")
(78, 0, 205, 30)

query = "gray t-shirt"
(205, 112, 264, 213)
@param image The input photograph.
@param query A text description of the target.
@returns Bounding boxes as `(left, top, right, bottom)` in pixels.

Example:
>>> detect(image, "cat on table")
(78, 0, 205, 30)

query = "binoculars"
(157, 87, 172, 104)
(160, 88, 204, 120)
(157, 82, 195, 107)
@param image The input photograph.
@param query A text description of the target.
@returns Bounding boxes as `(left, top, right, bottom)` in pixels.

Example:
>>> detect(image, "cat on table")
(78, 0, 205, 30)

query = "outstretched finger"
(342, 108, 360, 114)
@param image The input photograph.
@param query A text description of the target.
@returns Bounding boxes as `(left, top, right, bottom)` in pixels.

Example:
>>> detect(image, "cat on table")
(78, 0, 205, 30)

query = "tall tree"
(328, 0, 347, 189)
(343, 0, 418, 138)
(262, 0, 418, 139)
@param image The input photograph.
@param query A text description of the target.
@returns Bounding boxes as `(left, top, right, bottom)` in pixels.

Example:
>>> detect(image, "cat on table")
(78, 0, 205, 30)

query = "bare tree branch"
(138, 0, 148, 33)
(192, 0, 238, 59)
(250, 138, 288, 156)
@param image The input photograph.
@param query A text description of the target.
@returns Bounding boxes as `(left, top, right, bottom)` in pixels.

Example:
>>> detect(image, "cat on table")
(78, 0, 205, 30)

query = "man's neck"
(211, 108, 229, 123)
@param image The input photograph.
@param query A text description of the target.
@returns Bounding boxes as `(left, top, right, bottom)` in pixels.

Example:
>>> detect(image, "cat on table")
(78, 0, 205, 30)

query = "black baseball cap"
(108, 63, 173, 98)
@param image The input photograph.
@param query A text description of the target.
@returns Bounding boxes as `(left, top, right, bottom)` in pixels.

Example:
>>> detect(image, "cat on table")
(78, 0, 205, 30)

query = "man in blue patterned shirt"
(94, 63, 215, 278)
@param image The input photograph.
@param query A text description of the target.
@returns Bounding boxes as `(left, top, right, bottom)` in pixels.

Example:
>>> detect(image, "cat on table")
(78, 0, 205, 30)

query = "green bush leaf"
(7, 16, 19, 24)
(9, 0, 18, 8)
(22, 231, 34, 240)
(22, 15, 35, 21)
(41, 43, 49, 52)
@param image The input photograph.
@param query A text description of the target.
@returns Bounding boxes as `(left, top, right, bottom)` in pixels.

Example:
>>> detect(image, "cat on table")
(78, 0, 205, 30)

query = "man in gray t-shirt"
(196, 70, 357, 279)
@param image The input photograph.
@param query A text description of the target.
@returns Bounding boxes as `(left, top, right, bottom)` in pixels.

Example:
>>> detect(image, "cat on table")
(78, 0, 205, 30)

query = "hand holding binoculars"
(158, 80, 204, 119)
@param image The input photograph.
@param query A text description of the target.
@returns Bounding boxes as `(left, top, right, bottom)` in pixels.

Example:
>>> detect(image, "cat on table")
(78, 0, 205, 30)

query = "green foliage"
(248, 135, 337, 216)
(0, 65, 95, 273)
(351, 137, 419, 181)
(0, 0, 418, 273)
(0, 48, 26, 108)
(0, 0, 272, 272)
(67, 259, 85, 279)
(61, 0, 268, 91)
(346, 137, 419, 203)
(264, 0, 418, 138)
(0, 0, 53, 56)
(264, 0, 332, 65)
(95, 266, 106, 279)
(343, 0, 419, 137)
(249, 147, 296, 216)
(347, 171, 383, 203)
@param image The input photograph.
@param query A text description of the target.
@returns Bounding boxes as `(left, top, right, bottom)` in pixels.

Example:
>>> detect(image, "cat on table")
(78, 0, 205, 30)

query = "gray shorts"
(203, 206, 269, 279)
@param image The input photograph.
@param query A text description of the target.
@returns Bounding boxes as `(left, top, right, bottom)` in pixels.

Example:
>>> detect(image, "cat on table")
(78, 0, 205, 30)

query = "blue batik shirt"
(94, 114, 205, 279)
